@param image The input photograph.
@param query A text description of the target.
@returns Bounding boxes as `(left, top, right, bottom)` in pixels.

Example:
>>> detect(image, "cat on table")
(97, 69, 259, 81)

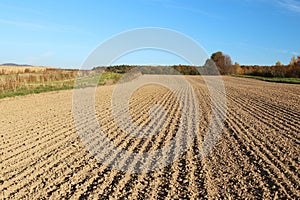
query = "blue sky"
(0, 0, 299, 68)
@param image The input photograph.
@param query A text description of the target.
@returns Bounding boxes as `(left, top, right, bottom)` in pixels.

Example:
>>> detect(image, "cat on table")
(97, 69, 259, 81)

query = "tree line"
(93, 52, 300, 78)
(208, 51, 300, 78)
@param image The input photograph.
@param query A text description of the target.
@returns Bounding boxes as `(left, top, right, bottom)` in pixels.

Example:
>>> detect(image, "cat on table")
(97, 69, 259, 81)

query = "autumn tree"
(211, 51, 233, 75)
(290, 56, 297, 66)
(272, 66, 286, 78)
(276, 61, 282, 66)
(234, 62, 242, 74)
(291, 56, 300, 77)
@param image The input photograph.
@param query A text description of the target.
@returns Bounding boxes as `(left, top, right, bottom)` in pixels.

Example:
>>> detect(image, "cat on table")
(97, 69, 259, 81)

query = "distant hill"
(0, 63, 32, 66)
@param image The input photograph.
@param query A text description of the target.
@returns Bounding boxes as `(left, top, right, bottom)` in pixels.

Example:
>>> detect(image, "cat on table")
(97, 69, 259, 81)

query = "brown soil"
(0, 75, 299, 199)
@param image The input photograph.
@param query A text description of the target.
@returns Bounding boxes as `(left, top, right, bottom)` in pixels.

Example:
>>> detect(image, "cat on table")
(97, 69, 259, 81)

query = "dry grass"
(0, 66, 78, 96)
(0, 66, 47, 75)
(0, 66, 126, 98)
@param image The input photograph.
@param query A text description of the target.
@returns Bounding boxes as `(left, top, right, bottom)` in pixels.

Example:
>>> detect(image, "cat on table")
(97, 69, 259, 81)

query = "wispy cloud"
(235, 41, 299, 57)
(0, 18, 90, 35)
(0, 19, 49, 30)
(0, 2, 91, 34)
(0, 2, 44, 16)
(26, 52, 55, 64)
(277, 0, 300, 13)
(143, 0, 222, 20)
(242, 0, 300, 13)
(263, 47, 295, 55)
(165, 4, 222, 20)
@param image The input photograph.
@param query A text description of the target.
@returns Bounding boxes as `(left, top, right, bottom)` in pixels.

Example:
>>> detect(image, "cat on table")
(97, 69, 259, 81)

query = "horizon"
(1, 0, 300, 68)
(1, 61, 296, 70)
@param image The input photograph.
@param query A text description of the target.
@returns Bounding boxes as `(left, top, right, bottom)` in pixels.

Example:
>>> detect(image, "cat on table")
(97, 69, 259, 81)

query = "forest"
(94, 51, 300, 78)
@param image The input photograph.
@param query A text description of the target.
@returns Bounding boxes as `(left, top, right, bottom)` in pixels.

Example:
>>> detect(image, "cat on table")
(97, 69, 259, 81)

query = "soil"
(0, 75, 299, 199)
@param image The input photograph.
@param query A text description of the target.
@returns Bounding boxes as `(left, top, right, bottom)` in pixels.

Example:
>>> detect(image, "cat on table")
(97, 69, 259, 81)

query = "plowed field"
(0, 75, 299, 199)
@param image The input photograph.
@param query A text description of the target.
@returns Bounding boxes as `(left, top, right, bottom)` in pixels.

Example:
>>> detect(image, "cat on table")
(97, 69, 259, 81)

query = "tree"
(234, 62, 242, 74)
(290, 56, 297, 66)
(211, 51, 233, 75)
(287, 56, 300, 78)
(203, 59, 219, 75)
(211, 51, 224, 71)
(292, 56, 300, 77)
(273, 65, 286, 78)
(224, 55, 232, 67)
(276, 61, 282, 66)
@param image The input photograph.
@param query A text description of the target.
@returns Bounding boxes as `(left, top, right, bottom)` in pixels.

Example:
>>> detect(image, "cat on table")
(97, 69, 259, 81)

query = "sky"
(0, 0, 300, 68)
